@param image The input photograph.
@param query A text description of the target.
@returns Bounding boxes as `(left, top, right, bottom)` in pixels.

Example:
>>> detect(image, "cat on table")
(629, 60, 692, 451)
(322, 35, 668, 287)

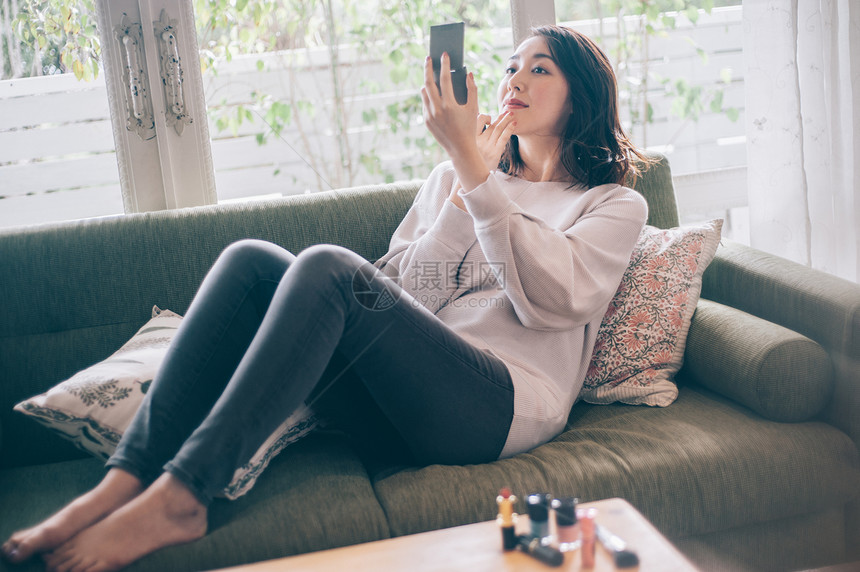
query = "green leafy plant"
(5, 0, 100, 80)
(587, 0, 739, 147)
(196, 0, 509, 189)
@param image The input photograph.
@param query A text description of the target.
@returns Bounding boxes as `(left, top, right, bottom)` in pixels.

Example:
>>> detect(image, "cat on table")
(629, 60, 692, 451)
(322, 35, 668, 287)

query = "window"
(555, 0, 747, 242)
(0, 0, 122, 227)
(2, 0, 748, 242)
(198, 0, 514, 202)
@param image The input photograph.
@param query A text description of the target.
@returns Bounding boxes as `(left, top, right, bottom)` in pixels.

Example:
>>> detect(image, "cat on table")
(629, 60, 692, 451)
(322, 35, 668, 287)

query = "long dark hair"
(499, 25, 653, 188)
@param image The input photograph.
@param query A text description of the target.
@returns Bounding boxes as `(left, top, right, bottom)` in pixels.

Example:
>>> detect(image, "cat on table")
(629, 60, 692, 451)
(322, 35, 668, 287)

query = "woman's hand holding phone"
(421, 53, 492, 198)
(421, 52, 479, 156)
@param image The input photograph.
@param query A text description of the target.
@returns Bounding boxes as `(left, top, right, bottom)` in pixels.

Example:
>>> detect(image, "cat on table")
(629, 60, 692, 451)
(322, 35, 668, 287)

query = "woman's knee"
(219, 239, 274, 263)
(294, 244, 365, 279)
(216, 239, 293, 276)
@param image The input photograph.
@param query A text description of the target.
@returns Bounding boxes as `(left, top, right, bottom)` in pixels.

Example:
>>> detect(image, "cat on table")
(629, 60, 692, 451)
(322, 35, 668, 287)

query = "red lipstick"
(505, 98, 528, 110)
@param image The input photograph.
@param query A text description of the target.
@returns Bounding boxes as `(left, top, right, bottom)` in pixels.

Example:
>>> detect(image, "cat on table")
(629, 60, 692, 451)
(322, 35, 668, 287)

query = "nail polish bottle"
(526, 493, 553, 545)
(551, 497, 581, 551)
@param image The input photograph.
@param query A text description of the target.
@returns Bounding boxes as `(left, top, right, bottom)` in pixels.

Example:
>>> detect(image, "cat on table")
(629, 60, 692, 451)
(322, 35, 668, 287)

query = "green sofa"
(2, 158, 859, 572)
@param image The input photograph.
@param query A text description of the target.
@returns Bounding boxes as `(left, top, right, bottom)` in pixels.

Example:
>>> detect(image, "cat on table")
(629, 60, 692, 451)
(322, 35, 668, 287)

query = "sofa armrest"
(701, 240, 860, 446)
(683, 299, 833, 422)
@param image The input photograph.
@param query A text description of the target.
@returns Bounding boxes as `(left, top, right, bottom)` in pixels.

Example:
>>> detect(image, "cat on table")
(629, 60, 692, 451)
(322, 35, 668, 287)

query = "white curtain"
(743, 0, 860, 283)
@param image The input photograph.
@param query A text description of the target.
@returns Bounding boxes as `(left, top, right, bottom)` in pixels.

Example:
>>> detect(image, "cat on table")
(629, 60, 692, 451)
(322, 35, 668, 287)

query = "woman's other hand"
(475, 111, 516, 171)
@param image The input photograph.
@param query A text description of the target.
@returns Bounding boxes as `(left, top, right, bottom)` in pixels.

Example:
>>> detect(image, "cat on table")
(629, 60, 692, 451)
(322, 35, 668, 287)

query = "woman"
(2, 25, 649, 572)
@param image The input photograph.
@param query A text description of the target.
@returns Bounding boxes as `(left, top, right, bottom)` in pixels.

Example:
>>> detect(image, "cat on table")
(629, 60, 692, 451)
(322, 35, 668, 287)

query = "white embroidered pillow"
(14, 307, 317, 500)
(580, 219, 723, 406)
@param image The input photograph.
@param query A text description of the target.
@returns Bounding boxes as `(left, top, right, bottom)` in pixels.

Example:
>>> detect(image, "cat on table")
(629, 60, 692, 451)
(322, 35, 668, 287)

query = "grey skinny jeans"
(107, 240, 514, 504)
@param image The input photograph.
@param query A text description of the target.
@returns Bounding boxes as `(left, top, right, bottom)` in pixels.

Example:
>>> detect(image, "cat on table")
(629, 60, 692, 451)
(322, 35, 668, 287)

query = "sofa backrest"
(0, 181, 419, 468)
(632, 154, 680, 229)
(0, 159, 678, 469)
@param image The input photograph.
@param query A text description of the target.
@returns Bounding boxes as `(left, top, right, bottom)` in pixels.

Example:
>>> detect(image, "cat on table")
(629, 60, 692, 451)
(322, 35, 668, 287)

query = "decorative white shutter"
(96, 0, 216, 213)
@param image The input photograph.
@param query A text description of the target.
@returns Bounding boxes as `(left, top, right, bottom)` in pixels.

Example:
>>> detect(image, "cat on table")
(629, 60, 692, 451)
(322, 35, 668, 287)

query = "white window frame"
(511, 0, 556, 47)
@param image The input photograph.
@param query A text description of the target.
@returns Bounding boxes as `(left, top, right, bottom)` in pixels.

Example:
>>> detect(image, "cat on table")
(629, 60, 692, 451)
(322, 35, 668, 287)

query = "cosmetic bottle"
(526, 493, 553, 545)
(579, 507, 597, 569)
(496, 487, 518, 551)
(551, 497, 581, 551)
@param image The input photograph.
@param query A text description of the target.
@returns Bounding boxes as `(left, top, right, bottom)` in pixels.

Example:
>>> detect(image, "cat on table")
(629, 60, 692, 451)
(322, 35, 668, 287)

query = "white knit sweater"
(374, 162, 648, 458)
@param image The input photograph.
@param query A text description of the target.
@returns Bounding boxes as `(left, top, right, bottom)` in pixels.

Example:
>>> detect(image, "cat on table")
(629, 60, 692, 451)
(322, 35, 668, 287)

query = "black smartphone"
(430, 22, 468, 105)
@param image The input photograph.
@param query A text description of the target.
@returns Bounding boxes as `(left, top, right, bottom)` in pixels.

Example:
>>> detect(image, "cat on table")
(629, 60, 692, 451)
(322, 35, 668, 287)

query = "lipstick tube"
(579, 508, 597, 569)
(596, 523, 640, 568)
(496, 487, 518, 551)
(517, 535, 564, 567)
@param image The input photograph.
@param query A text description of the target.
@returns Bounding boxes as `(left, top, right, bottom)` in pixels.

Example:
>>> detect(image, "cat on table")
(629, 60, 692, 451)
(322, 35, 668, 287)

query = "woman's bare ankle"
(42, 473, 208, 572)
(153, 473, 208, 526)
(93, 468, 145, 502)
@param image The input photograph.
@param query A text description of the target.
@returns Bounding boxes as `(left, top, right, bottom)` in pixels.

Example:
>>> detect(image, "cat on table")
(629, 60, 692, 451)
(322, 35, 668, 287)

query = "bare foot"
(43, 473, 207, 572)
(1, 469, 143, 564)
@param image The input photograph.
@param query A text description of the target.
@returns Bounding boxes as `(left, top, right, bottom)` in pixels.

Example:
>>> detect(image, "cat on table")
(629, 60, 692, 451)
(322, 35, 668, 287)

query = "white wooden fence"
(0, 6, 746, 233)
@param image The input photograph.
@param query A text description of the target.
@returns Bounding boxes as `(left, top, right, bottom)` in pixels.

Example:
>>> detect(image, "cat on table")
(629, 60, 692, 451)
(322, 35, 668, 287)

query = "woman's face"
(497, 36, 571, 139)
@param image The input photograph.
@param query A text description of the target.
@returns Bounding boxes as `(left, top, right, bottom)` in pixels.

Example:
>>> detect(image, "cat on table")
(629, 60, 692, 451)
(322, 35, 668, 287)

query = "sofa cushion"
(11, 308, 185, 463)
(370, 384, 860, 540)
(0, 431, 391, 572)
(683, 299, 834, 422)
(13, 307, 318, 500)
(581, 219, 722, 406)
(675, 507, 847, 572)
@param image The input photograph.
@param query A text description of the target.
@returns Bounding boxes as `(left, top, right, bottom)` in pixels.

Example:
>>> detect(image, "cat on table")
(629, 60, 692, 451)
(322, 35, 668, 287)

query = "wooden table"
(212, 497, 699, 572)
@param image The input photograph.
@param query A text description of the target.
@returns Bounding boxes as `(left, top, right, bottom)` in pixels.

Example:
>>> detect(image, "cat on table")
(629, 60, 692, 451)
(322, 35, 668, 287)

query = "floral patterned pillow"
(580, 219, 723, 406)
(14, 306, 318, 500)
